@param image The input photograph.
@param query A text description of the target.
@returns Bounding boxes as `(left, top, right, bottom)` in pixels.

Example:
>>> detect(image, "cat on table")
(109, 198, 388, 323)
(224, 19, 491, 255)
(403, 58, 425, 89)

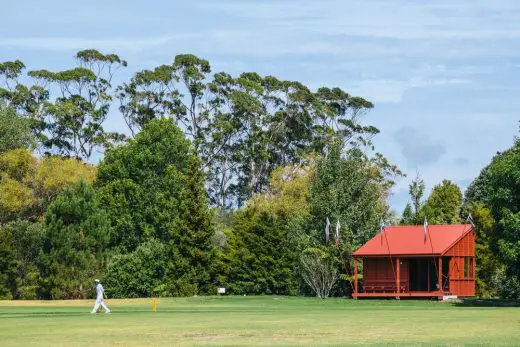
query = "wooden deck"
(354, 291, 445, 298)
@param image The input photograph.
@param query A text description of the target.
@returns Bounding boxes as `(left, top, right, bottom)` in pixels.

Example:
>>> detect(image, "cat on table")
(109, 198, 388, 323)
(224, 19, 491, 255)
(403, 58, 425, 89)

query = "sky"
(2, 0, 519, 213)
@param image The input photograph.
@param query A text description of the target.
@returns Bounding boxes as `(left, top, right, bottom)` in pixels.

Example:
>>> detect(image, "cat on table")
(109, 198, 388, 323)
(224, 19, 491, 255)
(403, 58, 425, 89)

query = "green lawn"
(0, 296, 519, 346)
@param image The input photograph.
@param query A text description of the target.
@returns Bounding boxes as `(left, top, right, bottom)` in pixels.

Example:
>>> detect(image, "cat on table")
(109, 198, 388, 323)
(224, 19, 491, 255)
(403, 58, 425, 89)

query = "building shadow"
(454, 298, 520, 307)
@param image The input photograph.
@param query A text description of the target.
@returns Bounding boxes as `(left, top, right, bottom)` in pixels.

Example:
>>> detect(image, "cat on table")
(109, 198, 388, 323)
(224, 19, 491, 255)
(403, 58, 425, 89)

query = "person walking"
(91, 279, 110, 314)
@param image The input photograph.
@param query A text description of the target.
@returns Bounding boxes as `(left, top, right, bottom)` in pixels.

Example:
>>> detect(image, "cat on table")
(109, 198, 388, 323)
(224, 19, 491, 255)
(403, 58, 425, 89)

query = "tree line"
(0, 50, 518, 299)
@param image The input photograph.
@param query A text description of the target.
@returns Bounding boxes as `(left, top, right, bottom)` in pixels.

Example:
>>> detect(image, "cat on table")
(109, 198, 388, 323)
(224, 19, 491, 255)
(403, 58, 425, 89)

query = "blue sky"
(2, 0, 519, 213)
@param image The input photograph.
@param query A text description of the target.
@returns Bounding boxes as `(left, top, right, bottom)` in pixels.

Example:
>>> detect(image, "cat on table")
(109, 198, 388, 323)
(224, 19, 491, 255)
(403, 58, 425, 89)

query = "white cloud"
(208, 0, 520, 40)
(351, 77, 468, 103)
(0, 35, 192, 53)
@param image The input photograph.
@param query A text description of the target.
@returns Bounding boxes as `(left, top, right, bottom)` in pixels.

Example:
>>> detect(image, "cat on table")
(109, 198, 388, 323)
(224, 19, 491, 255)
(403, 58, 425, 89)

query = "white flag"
(467, 213, 476, 228)
(325, 217, 331, 244)
(423, 217, 428, 242)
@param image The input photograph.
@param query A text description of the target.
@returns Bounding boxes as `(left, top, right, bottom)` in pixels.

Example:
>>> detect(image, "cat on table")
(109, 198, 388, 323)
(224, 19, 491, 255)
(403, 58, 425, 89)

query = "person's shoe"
(105, 310, 111, 314)
(90, 311, 96, 314)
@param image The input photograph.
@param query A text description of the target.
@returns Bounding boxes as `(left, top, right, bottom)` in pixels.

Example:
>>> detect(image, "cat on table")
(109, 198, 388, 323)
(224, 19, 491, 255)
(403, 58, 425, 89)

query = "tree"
(400, 172, 426, 225)
(300, 248, 337, 299)
(0, 226, 16, 299)
(309, 141, 399, 250)
(96, 118, 215, 295)
(167, 155, 216, 295)
(0, 60, 49, 142)
(223, 162, 313, 295)
(308, 140, 401, 296)
(465, 137, 520, 299)
(38, 180, 109, 299)
(0, 105, 36, 153)
(96, 117, 192, 251)
(0, 220, 43, 299)
(1, 50, 127, 159)
(400, 203, 414, 225)
(409, 172, 425, 215)
(117, 55, 378, 209)
(103, 239, 169, 298)
(464, 202, 501, 298)
(29, 50, 127, 159)
(0, 149, 96, 225)
(422, 180, 462, 224)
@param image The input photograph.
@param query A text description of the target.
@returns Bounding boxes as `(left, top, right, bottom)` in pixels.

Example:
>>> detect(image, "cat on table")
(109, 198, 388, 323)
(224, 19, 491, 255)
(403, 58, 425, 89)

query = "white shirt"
(96, 283, 104, 300)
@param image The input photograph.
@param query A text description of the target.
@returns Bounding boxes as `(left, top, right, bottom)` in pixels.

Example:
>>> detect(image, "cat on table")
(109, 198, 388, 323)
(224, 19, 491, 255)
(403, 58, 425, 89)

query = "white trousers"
(91, 298, 110, 313)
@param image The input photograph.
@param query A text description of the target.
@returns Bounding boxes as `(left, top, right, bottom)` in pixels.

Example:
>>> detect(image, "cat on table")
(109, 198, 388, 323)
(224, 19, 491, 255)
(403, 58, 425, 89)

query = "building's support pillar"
(396, 257, 400, 300)
(353, 257, 358, 299)
(438, 257, 443, 295)
(427, 259, 430, 291)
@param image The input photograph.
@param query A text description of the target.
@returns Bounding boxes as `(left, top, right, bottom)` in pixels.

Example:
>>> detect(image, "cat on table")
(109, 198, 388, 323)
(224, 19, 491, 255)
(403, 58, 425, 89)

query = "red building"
(352, 224, 475, 299)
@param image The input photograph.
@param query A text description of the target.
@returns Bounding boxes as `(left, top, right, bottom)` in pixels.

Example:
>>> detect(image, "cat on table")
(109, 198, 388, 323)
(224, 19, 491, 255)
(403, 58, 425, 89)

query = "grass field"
(1, 296, 519, 346)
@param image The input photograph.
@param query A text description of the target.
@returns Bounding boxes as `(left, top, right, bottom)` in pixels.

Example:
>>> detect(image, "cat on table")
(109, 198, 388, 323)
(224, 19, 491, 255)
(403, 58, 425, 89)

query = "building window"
(469, 257, 474, 278)
(464, 257, 469, 278)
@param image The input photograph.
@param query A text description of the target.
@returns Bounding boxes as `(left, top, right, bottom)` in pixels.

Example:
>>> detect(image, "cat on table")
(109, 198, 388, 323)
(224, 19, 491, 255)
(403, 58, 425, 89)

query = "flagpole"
(381, 220, 398, 296)
(425, 218, 439, 292)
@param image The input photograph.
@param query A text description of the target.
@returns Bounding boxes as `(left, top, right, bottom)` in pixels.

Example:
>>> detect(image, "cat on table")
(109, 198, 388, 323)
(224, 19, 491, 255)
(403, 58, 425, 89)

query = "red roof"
(353, 224, 473, 256)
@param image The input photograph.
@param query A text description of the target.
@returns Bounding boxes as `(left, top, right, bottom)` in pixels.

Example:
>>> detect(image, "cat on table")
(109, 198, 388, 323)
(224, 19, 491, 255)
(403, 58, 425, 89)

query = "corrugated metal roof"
(353, 224, 473, 256)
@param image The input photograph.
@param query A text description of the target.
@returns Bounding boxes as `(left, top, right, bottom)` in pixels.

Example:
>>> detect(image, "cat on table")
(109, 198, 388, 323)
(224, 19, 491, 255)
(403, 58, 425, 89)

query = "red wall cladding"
(444, 232, 476, 296)
(363, 258, 409, 292)
(444, 232, 475, 257)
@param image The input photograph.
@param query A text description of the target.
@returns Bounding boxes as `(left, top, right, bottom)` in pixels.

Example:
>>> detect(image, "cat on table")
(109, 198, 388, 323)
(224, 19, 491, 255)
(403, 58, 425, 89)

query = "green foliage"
(226, 208, 300, 295)
(96, 117, 191, 250)
(465, 137, 520, 299)
(464, 202, 501, 298)
(222, 163, 313, 295)
(308, 141, 400, 296)
(0, 221, 43, 299)
(421, 180, 462, 224)
(0, 105, 36, 153)
(401, 178, 463, 226)
(1, 51, 415, 300)
(0, 149, 96, 224)
(309, 141, 396, 249)
(103, 239, 168, 298)
(1, 50, 126, 159)
(409, 173, 425, 215)
(97, 118, 215, 295)
(0, 227, 16, 299)
(400, 203, 414, 225)
(300, 247, 338, 298)
(400, 173, 427, 225)
(117, 54, 378, 209)
(38, 180, 109, 299)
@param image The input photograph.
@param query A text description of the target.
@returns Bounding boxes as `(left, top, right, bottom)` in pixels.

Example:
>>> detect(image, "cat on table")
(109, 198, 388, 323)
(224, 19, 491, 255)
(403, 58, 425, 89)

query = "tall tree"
(308, 140, 401, 295)
(28, 50, 127, 159)
(0, 148, 96, 225)
(409, 172, 425, 216)
(224, 162, 313, 295)
(0, 220, 44, 299)
(0, 105, 36, 153)
(96, 118, 215, 296)
(465, 137, 520, 299)
(400, 172, 426, 225)
(1, 50, 127, 159)
(400, 203, 414, 225)
(117, 55, 378, 209)
(38, 180, 109, 299)
(422, 179, 462, 224)
(463, 202, 501, 298)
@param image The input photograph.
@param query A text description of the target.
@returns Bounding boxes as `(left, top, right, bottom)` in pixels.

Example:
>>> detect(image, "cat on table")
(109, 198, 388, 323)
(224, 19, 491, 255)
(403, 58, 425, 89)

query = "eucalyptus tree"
(117, 54, 380, 209)
(0, 60, 48, 144)
(1, 50, 127, 160)
(28, 50, 127, 159)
